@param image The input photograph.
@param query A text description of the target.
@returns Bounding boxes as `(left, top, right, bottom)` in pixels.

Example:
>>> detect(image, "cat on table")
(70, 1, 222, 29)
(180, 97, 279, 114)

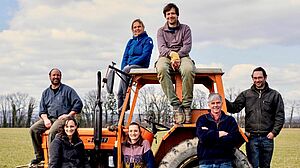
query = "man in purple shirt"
(156, 3, 195, 124)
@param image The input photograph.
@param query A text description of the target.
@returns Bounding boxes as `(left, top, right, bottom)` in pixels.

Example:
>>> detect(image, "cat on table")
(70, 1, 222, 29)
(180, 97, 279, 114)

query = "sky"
(1, 0, 300, 109)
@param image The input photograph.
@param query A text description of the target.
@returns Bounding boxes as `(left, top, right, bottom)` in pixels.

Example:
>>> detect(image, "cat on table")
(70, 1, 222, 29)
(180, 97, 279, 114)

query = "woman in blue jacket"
(117, 19, 154, 113)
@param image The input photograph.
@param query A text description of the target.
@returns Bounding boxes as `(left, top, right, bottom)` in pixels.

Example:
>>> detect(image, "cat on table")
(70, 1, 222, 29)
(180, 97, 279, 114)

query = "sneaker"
(173, 106, 185, 124)
(184, 108, 192, 124)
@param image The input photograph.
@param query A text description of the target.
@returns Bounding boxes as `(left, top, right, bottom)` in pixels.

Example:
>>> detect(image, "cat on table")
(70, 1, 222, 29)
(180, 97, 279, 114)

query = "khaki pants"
(155, 56, 195, 108)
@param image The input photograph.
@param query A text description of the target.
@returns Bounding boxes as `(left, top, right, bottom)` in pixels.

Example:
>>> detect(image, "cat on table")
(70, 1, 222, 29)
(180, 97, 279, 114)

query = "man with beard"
(29, 68, 83, 166)
(156, 3, 195, 124)
(226, 67, 285, 168)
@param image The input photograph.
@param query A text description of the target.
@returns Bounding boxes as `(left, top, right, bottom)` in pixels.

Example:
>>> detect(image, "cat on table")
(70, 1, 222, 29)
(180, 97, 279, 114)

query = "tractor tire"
(233, 148, 253, 168)
(159, 137, 199, 168)
(158, 137, 253, 168)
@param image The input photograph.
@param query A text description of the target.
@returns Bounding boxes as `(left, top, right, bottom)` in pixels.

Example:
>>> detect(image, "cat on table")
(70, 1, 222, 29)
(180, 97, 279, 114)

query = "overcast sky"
(1, 0, 300, 106)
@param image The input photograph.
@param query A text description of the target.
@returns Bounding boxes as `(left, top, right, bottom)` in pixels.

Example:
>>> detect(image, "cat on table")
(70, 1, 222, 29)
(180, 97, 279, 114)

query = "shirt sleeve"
(157, 28, 171, 57)
(142, 140, 155, 168)
(177, 25, 192, 57)
(49, 138, 62, 168)
(121, 40, 132, 70)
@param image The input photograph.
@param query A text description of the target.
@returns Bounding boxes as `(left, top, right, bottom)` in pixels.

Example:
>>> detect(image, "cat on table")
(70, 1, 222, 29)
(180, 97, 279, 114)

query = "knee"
(181, 65, 195, 77)
(156, 61, 169, 74)
(29, 126, 36, 135)
(122, 65, 131, 73)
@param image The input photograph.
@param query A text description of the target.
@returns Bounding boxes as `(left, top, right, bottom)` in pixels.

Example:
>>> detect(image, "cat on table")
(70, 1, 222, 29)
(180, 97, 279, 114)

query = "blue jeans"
(199, 161, 233, 168)
(246, 135, 274, 168)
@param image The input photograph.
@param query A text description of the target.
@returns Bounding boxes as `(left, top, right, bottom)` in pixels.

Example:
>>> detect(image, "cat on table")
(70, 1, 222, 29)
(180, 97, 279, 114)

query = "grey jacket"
(226, 82, 285, 136)
(157, 21, 192, 58)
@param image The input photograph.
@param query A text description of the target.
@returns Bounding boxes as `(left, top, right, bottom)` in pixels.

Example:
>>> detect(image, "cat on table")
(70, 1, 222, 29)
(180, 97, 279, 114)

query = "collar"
(132, 31, 148, 40)
(162, 21, 181, 31)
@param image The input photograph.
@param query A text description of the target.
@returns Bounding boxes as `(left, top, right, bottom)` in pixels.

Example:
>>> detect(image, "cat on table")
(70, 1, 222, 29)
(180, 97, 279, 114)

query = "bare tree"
(26, 97, 37, 127)
(137, 86, 171, 126)
(192, 88, 207, 109)
(225, 87, 244, 126)
(0, 95, 10, 127)
(8, 92, 29, 127)
(81, 90, 97, 127)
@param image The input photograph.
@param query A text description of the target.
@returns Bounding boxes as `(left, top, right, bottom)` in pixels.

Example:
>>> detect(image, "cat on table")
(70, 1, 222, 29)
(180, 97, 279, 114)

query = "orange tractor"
(41, 64, 249, 168)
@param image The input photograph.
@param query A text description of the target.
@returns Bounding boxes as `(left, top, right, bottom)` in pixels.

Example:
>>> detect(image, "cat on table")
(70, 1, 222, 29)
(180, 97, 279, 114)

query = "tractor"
(40, 63, 249, 168)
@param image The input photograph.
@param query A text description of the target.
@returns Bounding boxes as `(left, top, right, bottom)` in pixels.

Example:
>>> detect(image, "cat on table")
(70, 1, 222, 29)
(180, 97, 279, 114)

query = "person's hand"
(44, 118, 52, 128)
(171, 59, 181, 70)
(201, 127, 208, 130)
(219, 131, 228, 137)
(58, 114, 69, 120)
(267, 132, 275, 139)
(169, 51, 181, 70)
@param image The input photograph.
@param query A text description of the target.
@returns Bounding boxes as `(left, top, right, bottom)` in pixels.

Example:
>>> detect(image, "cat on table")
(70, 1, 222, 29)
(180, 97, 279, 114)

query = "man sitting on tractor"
(156, 3, 196, 124)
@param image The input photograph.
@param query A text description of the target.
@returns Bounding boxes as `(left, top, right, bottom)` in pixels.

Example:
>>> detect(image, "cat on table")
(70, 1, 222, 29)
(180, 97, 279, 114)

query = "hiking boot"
(30, 157, 44, 165)
(173, 106, 185, 124)
(184, 108, 192, 123)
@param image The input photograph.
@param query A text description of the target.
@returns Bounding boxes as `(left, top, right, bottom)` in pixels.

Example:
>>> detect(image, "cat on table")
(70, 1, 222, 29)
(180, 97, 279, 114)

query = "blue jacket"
(196, 111, 240, 164)
(39, 84, 83, 118)
(121, 31, 153, 70)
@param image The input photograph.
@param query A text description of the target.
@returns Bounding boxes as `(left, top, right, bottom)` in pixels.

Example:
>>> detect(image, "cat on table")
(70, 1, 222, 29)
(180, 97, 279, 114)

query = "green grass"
(1, 128, 299, 168)
(0, 128, 34, 168)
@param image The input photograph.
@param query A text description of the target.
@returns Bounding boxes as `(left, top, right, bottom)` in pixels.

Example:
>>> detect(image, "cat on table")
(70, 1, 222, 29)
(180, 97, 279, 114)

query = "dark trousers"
(29, 118, 65, 159)
(246, 135, 274, 168)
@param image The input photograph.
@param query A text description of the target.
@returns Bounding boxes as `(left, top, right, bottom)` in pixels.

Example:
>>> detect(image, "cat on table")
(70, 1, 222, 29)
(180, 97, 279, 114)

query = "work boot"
(30, 157, 44, 166)
(173, 106, 185, 124)
(184, 108, 192, 124)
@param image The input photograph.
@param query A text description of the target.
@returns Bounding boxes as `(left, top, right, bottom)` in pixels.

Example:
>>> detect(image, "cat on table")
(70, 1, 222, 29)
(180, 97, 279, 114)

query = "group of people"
(29, 2, 285, 168)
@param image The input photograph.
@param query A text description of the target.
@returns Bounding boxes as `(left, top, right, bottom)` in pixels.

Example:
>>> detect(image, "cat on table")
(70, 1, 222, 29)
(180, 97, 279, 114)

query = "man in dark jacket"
(197, 93, 240, 168)
(226, 67, 285, 168)
(29, 68, 83, 166)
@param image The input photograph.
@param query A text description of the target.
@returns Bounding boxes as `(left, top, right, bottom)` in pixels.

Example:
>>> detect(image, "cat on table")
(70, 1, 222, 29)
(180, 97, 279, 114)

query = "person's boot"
(30, 156, 44, 166)
(184, 107, 192, 124)
(173, 106, 185, 124)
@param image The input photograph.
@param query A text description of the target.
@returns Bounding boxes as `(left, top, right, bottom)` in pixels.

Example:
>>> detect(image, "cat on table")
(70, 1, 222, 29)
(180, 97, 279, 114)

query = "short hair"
(163, 3, 179, 17)
(49, 68, 62, 76)
(208, 93, 222, 103)
(131, 19, 145, 31)
(251, 67, 267, 78)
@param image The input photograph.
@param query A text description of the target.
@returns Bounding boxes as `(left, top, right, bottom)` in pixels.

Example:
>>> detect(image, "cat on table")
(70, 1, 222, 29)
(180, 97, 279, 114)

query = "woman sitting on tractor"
(116, 122, 155, 168)
(49, 116, 90, 168)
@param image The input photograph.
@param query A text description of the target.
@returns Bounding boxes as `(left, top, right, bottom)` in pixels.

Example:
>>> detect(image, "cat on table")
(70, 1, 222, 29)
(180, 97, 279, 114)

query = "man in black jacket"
(226, 67, 285, 168)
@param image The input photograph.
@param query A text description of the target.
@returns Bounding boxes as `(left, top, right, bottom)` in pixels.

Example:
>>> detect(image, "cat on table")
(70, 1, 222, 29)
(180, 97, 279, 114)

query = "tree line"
(0, 87, 299, 128)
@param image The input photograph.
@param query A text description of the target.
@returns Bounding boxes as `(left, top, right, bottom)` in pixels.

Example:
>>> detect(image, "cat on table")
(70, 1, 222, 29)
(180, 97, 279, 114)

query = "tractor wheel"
(159, 137, 199, 168)
(158, 137, 252, 168)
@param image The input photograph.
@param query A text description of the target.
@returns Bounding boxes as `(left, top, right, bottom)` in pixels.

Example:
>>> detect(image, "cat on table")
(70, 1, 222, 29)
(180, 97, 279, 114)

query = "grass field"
(0, 128, 299, 168)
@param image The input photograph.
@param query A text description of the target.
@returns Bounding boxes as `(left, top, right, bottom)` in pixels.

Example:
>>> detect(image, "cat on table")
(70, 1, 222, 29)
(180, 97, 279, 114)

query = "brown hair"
(251, 66, 267, 78)
(163, 3, 179, 17)
(131, 19, 145, 31)
(124, 122, 144, 147)
(57, 116, 80, 143)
